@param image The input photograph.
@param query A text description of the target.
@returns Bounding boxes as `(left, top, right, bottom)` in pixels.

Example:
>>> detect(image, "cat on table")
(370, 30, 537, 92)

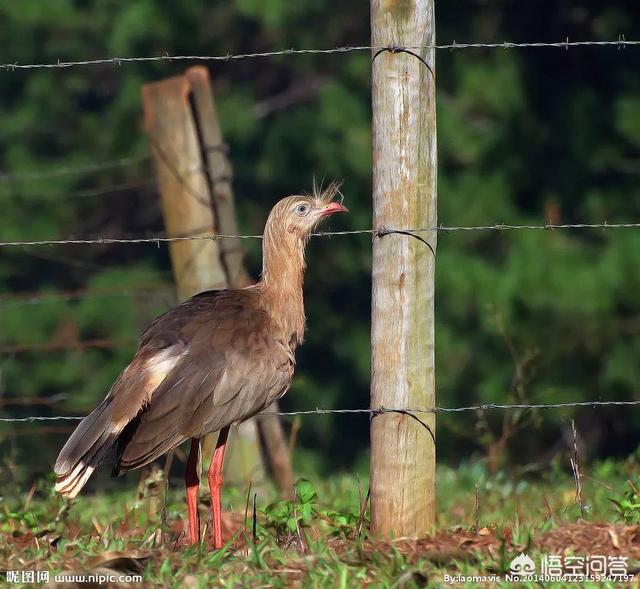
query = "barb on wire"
(3, 399, 640, 423)
(1, 221, 640, 248)
(0, 155, 150, 183)
(0, 39, 637, 71)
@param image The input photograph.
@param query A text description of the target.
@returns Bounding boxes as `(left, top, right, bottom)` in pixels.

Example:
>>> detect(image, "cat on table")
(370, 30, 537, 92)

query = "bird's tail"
(54, 397, 125, 498)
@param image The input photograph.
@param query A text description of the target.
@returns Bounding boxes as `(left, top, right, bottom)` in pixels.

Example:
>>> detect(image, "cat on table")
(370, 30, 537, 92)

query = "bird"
(53, 184, 348, 549)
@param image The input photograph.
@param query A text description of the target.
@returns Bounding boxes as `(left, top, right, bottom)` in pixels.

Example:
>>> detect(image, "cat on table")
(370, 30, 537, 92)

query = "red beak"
(320, 202, 349, 216)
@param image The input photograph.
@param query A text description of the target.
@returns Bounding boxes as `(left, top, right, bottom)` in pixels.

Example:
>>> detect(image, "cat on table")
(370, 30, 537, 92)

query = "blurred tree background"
(0, 0, 639, 486)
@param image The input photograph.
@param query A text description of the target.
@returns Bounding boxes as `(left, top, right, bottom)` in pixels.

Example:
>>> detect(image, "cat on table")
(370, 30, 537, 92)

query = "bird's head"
(265, 182, 348, 243)
(260, 182, 348, 312)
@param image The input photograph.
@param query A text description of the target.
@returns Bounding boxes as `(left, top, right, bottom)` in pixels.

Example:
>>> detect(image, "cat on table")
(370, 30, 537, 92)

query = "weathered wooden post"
(369, 0, 437, 536)
(142, 74, 227, 299)
(183, 67, 251, 290)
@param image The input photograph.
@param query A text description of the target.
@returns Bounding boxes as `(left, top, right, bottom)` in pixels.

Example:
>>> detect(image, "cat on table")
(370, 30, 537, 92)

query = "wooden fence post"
(142, 75, 226, 299)
(183, 67, 251, 290)
(369, 0, 437, 537)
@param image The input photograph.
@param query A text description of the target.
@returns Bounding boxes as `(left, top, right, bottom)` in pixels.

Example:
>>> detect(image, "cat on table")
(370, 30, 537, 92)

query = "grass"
(2, 456, 640, 587)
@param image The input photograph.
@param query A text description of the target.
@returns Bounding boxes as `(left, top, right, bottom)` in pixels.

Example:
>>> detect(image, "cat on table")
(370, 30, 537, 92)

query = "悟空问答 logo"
(509, 553, 536, 578)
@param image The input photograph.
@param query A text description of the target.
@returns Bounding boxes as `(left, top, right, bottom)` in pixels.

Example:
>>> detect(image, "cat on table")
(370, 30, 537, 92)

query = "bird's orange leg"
(185, 437, 201, 545)
(207, 425, 230, 550)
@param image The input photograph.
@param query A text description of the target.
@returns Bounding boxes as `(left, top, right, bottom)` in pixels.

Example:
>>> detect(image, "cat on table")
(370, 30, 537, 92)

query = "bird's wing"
(54, 291, 227, 481)
(105, 289, 227, 427)
(112, 288, 295, 473)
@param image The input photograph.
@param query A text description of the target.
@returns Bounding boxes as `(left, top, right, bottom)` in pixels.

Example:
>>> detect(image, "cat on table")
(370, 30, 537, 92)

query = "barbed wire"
(0, 39, 637, 72)
(271, 400, 640, 415)
(2, 399, 640, 423)
(0, 156, 150, 183)
(0, 415, 85, 422)
(1, 221, 639, 249)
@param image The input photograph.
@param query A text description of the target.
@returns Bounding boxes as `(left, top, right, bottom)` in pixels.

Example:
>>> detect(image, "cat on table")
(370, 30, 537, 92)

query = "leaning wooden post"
(141, 73, 267, 492)
(142, 75, 226, 300)
(184, 67, 251, 290)
(370, 0, 437, 536)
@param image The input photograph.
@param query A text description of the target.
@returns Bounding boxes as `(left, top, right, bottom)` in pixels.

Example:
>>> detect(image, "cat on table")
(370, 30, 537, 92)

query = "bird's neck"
(260, 229, 307, 348)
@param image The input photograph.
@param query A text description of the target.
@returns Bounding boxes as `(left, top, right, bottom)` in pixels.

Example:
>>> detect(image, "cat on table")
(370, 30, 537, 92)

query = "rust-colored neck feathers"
(259, 212, 308, 348)
(255, 186, 346, 349)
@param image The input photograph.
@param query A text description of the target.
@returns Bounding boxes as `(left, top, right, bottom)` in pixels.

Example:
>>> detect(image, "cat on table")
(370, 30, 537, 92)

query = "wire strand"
(0, 39, 637, 71)
(1, 221, 640, 248)
(3, 400, 640, 423)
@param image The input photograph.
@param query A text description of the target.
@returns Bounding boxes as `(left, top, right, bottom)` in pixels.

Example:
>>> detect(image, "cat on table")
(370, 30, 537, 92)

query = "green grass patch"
(2, 459, 639, 587)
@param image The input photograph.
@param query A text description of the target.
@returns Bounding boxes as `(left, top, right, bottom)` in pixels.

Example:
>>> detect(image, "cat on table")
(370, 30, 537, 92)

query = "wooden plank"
(184, 67, 251, 289)
(369, 0, 437, 537)
(142, 75, 226, 299)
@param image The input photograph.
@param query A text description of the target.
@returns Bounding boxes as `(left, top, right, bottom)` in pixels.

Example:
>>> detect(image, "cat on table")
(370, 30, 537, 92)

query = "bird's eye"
(294, 203, 310, 216)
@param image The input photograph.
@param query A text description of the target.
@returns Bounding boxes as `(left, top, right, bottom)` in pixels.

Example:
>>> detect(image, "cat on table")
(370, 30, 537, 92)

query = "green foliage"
(610, 479, 640, 524)
(1, 465, 639, 586)
(264, 477, 359, 540)
(265, 478, 317, 535)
